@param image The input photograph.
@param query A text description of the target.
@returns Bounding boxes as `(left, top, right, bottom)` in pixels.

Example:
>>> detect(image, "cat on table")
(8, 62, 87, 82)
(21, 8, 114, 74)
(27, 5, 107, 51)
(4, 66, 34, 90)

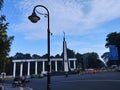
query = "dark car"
(12, 76, 22, 87)
(12, 76, 30, 87)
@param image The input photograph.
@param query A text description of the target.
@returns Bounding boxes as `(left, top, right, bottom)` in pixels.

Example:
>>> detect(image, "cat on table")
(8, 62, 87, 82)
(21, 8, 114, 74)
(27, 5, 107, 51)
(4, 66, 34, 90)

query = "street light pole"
(28, 5, 51, 90)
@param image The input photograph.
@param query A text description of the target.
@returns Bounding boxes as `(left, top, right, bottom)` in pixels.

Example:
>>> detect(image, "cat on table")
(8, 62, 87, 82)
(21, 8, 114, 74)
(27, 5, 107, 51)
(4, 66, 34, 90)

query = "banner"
(109, 45, 118, 60)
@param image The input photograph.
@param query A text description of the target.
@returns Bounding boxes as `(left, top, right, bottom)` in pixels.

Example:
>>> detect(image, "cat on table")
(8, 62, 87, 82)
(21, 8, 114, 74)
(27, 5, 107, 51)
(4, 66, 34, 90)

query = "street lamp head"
(28, 11, 40, 23)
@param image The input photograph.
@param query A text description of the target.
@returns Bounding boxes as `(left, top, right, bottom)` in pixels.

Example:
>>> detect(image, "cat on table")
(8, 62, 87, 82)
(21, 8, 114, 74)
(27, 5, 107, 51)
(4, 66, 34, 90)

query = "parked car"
(12, 76, 22, 87)
(12, 76, 29, 87)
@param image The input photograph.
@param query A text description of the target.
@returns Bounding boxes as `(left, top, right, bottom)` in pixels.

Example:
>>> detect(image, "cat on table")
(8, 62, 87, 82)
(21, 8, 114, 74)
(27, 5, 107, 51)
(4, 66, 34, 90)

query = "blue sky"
(1, 0, 120, 58)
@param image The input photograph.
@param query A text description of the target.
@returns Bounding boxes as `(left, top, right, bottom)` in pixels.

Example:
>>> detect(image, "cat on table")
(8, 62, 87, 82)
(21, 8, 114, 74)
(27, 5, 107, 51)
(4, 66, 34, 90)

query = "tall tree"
(75, 53, 83, 70)
(105, 32, 120, 65)
(0, 15, 14, 73)
(82, 52, 99, 68)
(105, 32, 120, 47)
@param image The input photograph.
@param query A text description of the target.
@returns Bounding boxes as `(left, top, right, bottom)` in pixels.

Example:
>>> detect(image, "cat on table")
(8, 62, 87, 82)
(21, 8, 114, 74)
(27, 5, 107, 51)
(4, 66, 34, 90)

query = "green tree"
(61, 48, 75, 58)
(24, 53, 31, 59)
(55, 54, 61, 58)
(105, 32, 120, 47)
(83, 52, 99, 68)
(32, 54, 41, 59)
(75, 53, 83, 70)
(105, 32, 120, 65)
(42, 53, 48, 58)
(13, 52, 24, 59)
(96, 59, 105, 68)
(0, 15, 14, 73)
(13, 52, 32, 59)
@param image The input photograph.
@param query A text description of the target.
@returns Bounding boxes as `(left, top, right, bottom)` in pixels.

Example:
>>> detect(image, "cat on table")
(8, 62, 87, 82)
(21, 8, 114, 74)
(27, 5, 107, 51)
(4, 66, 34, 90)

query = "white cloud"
(12, 0, 120, 39)
(86, 0, 120, 23)
(8, 0, 120, 56)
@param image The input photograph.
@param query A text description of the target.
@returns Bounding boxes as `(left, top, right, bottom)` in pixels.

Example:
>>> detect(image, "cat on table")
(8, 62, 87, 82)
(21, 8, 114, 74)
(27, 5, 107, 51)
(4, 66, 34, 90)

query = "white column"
(73, 60, 76, 69)
(42, 61, 45, 73)
(35, 61, 38, 75)
(55, 61, 57, 72)
(69, 61, 70, 69)
(27, 62, 30, 76)
(20, 63, 23, 77)
(13, 62, 16, 77)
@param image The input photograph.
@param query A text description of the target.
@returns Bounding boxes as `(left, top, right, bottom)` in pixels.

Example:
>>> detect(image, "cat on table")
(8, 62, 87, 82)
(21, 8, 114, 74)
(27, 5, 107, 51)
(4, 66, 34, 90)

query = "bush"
(30, 74, 44, 78)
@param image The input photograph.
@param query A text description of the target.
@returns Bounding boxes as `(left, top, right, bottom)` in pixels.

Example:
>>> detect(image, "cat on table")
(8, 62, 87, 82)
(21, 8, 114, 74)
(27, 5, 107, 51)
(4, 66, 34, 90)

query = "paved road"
(27, 71, 120, 90)
(2, 71, 120, 90)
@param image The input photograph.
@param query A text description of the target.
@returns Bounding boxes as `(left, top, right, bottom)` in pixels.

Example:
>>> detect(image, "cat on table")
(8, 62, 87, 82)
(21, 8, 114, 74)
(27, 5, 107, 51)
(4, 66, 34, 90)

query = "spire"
(63, 31, 65, 41)
(63, 32, 69, 72)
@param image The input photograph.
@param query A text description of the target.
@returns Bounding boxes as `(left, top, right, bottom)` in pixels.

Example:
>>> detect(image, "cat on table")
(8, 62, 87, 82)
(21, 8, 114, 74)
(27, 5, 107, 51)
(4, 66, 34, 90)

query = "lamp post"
(28, 5, 51, 90)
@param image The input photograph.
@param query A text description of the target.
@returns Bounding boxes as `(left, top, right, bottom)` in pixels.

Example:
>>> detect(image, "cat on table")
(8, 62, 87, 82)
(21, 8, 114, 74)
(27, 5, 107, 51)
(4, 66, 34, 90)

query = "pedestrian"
(21, 76, 26, 86)
(65, 72, 68, 77)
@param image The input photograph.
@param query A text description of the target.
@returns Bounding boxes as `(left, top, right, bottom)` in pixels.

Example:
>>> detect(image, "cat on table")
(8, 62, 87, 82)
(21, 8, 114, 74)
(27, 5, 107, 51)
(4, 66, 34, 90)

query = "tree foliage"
(0, 0, 14, 73)
(55, 54, 61, 58)
(75, 53, 83, 69)
(61, 48, 75, 58)
(105, 32, 120, 47)
(82, 52, 101, 68)
(105, 32, 120, 65)
(0, 15, 14, 72)
(32, 54, 41, 59)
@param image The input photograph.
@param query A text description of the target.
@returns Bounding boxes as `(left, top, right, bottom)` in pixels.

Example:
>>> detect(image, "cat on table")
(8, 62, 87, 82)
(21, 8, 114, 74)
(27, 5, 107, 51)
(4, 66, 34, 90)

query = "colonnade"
(12, 58, 76, 77)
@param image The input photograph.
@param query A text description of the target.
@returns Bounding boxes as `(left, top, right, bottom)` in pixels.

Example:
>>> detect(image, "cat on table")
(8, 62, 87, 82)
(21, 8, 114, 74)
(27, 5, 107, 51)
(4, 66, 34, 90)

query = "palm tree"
(0, 0, 3, 10)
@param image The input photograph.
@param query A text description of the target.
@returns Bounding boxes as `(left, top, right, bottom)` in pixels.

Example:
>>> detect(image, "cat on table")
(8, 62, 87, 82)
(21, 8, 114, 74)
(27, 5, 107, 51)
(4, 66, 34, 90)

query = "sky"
(1, 0, 120, 58)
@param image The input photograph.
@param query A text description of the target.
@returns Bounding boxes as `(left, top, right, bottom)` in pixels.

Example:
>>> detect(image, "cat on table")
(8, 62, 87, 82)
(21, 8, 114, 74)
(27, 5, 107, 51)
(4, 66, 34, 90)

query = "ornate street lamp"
(28, 5, 51, 90)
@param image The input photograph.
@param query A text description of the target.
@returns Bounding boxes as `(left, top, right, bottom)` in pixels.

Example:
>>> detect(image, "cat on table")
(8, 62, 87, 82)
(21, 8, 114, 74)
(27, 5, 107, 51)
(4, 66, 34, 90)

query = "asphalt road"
(27, 71, 120, 90)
